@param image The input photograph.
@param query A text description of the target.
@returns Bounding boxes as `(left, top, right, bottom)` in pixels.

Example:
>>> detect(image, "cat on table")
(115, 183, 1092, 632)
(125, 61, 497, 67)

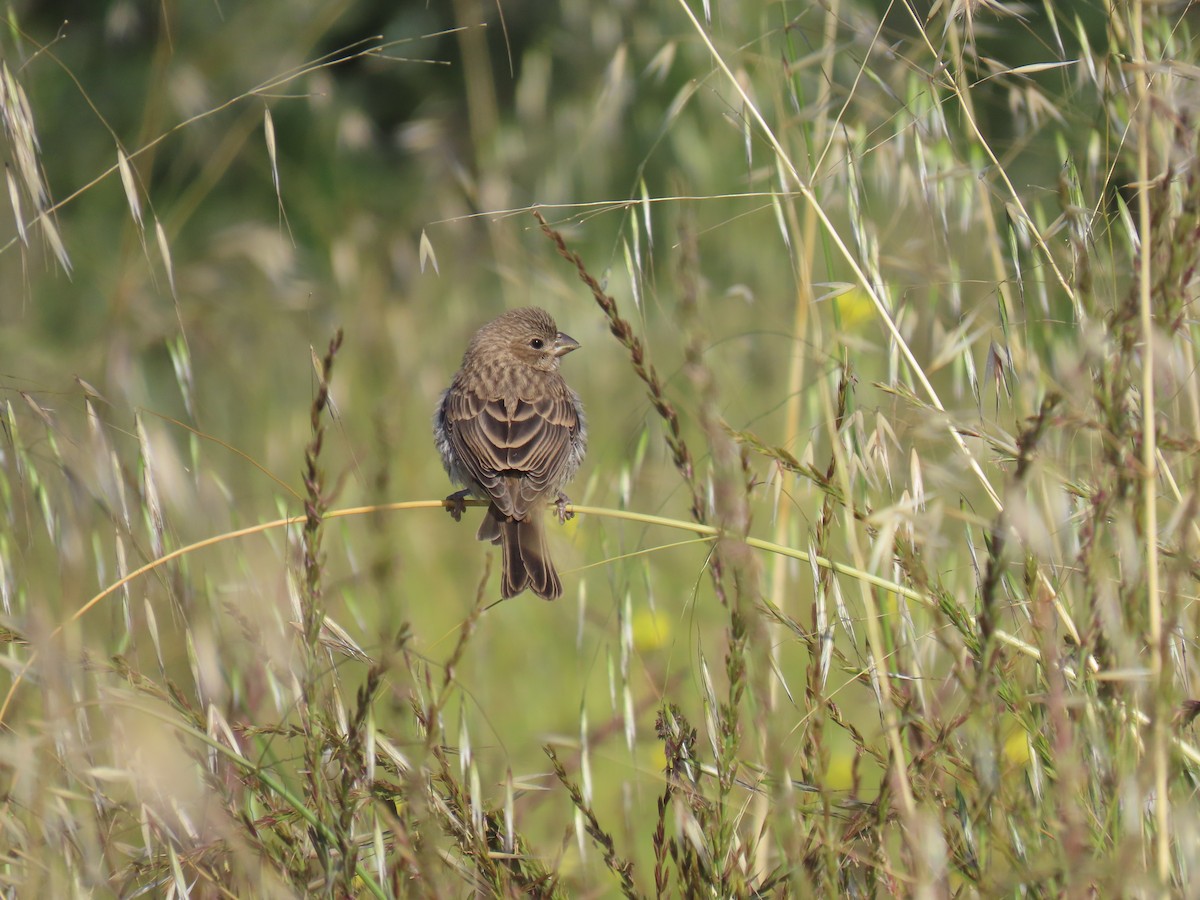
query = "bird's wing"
(444, 382, 578, 519)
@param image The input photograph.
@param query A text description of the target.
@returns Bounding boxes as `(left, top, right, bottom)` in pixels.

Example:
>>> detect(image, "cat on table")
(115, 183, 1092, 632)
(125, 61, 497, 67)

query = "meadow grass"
(1, 0, 1199, 895)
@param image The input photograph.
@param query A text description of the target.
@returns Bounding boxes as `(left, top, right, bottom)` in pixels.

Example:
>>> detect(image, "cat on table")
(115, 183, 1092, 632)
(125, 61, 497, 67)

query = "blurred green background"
(5, 0, 835, 874)
(4, 0, 1189, 893)
(2, 2, 837, 713)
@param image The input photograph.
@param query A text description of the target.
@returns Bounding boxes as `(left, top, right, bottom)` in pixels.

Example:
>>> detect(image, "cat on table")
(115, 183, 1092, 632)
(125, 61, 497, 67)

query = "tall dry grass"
(1, 1, 1199, 895)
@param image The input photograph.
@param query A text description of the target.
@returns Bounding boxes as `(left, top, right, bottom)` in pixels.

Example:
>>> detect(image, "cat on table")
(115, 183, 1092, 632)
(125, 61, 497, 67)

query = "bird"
(434, 307, 586, 600)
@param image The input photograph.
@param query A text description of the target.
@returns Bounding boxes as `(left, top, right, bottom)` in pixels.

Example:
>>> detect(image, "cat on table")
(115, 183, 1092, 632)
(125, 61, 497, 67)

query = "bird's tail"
(477, 506, 562, 600)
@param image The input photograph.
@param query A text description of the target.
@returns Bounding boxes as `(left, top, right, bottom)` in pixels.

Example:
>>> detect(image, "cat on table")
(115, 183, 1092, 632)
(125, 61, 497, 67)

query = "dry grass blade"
(154, 217, 175, 299)
(116, 147, 142, 230)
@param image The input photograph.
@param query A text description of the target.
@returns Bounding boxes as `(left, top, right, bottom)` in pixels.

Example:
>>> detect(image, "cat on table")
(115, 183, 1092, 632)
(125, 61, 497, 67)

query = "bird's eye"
(530, 338, 545, 350)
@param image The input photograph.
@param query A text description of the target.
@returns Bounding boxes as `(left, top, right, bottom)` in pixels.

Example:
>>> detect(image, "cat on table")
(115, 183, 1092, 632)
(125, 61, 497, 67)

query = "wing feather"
(443, 378, 580, 519)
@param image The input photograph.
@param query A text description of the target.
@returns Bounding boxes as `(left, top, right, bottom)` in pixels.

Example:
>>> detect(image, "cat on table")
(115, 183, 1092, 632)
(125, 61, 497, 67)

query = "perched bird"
(434, 307, 586, 600)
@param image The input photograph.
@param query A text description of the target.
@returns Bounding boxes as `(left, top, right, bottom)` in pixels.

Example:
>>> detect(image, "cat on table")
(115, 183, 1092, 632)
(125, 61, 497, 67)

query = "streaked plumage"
(434, 307, 586, 600)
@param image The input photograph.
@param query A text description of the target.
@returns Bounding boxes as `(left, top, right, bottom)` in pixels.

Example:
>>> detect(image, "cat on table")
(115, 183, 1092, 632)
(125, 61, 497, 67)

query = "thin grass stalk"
(937, 4, 1029, 379)
(299, 327, 344, 890)
(544, 745, 639, 898)
(812, 334, 918, 850)
(1129, 0, 1168, 881)
(676, 213, 758, 890)
(534, 210, 703, 525)
(765, 7, 827, 882)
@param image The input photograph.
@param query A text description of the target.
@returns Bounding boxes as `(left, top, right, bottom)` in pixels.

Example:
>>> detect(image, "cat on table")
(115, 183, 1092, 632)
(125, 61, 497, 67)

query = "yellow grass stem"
(1129, 0, 1169, 883)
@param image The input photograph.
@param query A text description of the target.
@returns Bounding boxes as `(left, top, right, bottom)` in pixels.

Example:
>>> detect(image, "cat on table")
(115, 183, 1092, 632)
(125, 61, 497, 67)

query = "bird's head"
(469, 307, 580, 373)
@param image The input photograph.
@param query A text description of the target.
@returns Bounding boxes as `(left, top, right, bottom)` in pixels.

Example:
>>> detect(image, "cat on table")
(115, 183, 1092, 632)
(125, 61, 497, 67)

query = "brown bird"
(434, 307, 586, 600)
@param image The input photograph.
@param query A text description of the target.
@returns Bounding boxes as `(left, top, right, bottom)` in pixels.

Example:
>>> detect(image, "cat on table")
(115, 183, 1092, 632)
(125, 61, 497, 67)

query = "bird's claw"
(555, 491, 573, 524)
(445, 489, 470, 522)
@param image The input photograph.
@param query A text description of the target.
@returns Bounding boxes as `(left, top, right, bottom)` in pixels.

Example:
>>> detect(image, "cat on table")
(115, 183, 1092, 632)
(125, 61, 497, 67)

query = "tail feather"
(476, 509, 502, 545)
(479, 506, 561, 600)
(517, 514, 561, 600)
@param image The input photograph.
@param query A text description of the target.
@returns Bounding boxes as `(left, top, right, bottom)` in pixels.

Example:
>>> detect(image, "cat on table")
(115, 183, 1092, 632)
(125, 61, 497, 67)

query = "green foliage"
(1, 0, 1199, 895)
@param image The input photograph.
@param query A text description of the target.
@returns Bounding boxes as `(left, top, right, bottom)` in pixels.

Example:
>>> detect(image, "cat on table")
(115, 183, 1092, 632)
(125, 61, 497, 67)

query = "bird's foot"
(445, 489, 471, 522)
(555, 491, 574, 524)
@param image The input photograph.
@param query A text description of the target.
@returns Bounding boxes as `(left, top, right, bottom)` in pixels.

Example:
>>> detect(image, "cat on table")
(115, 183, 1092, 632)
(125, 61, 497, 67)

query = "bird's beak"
(553, 332, 580, 357)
